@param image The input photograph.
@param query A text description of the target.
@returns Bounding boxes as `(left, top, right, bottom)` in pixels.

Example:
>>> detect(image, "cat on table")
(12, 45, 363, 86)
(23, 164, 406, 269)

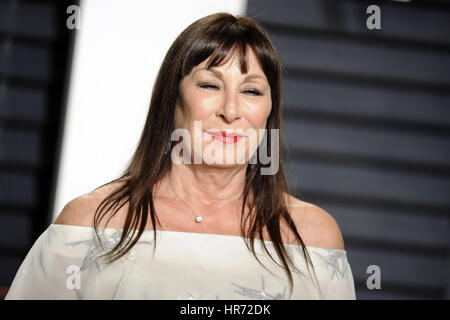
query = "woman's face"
(174, 47, 272, 167)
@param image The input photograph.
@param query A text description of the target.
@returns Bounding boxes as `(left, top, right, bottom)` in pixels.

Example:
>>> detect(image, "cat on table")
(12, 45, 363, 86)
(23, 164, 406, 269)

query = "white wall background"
(51, 0, 247, 221)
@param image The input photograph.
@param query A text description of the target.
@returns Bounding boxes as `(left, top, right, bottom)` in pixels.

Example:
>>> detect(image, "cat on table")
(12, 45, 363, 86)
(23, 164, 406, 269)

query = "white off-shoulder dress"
(5, 224, 356, 300)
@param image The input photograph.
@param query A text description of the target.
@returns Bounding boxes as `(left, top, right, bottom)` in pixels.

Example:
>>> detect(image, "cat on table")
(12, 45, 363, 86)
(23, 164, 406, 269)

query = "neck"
(165, 163, 247, 205)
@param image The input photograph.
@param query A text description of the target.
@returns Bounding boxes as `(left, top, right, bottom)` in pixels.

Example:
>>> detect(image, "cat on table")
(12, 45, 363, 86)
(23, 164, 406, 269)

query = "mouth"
(204, 130, 245, 144)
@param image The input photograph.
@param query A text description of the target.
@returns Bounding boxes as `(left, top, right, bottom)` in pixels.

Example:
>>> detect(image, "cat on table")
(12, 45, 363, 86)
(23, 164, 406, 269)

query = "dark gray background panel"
(0, 0, 75, 298)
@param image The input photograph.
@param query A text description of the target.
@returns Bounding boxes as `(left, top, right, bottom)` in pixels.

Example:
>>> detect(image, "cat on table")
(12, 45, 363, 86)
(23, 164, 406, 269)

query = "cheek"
(183, 88, 219, 120)
(246, 99, 272, 129)
(174, 91, 215, 129)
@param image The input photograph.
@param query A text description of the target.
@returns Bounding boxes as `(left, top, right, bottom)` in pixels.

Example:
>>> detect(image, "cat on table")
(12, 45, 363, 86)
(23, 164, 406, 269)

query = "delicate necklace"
(168, 177, 242, 223)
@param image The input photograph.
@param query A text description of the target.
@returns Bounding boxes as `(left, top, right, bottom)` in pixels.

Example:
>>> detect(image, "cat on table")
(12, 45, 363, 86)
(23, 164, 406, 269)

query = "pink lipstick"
(205, 130, 244, 144)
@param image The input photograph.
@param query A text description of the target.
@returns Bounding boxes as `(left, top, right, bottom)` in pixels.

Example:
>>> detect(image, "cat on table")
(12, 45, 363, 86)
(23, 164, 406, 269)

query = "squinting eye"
(199, 83, 220, 90)
(243, 89, 262, 96)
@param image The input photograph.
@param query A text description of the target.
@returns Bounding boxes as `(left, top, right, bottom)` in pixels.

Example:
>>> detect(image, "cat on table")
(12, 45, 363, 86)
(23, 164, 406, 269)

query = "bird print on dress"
(165, 273, 226, 300)
(65, 228, 154, 272)
(311, 250, 349, 281)
(166, 276, 201, 300)
(230, 275, 287, 300)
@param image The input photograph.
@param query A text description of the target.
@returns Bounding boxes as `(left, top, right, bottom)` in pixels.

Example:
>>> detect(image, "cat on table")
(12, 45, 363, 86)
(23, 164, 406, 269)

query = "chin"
(199, 148, 251, 167)
(201, 162, 248, 170)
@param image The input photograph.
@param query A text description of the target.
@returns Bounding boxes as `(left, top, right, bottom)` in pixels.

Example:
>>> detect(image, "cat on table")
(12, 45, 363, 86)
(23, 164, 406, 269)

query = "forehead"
(191, 46, 266, 77)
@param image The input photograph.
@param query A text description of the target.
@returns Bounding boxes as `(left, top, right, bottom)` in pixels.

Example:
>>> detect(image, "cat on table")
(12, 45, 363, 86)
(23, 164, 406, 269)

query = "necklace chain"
(168, 177, 242, 223)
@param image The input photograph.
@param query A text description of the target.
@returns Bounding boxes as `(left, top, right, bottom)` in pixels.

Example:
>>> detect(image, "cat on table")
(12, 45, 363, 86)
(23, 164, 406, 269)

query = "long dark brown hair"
(92, 12, 320, 298)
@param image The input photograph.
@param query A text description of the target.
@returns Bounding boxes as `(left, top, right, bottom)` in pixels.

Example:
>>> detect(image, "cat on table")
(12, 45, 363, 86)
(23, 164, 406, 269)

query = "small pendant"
(195, 216, 203, 223)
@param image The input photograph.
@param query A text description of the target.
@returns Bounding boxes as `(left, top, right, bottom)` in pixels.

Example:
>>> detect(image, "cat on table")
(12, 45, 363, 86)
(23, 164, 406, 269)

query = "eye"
(199, 82, 220, 90)
(242, 89, 262, 96)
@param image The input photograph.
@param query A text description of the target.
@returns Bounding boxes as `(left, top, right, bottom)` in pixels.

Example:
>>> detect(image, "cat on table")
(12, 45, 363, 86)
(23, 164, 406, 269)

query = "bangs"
(204, 41, 249, 74)
(180, 17, 277, 81)
(181, 38, 251, 77)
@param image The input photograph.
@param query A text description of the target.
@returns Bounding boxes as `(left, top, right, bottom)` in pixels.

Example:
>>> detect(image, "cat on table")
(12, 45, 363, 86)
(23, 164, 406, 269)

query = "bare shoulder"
(53, 193, 101, 227)
(284, 194, 346, 250)
(53, 180, 127, 228)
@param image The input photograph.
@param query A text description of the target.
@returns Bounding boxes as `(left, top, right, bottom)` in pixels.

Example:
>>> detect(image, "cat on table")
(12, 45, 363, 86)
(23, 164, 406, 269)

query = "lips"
(205, 130, 245, 144)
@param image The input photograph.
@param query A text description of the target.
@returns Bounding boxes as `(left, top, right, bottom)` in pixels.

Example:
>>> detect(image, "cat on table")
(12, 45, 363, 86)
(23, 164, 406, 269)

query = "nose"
(216, 89, 241, 123)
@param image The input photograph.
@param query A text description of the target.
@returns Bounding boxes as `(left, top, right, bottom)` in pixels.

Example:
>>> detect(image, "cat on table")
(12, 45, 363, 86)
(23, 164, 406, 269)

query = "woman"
(5, 13, 356, 300)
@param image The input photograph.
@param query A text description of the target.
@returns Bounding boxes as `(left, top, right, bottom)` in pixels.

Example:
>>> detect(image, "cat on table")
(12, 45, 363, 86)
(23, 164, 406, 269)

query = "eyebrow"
(194, 68, 266, 82)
